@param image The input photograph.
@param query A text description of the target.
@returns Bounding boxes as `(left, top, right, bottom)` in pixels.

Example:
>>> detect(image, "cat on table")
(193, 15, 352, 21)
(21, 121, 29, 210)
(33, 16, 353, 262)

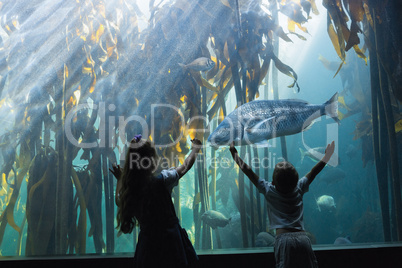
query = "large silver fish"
(178, 57, 215, 72)
(208, 93, 339, 147)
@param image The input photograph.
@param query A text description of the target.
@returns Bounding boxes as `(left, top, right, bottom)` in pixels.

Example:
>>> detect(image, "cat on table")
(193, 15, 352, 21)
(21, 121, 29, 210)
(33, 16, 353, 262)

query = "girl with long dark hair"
(110, 135, 201, 267)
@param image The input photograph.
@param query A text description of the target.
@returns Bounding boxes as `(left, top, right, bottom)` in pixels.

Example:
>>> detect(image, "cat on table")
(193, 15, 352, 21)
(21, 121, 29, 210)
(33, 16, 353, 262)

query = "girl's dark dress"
(133, 169, 198, 268)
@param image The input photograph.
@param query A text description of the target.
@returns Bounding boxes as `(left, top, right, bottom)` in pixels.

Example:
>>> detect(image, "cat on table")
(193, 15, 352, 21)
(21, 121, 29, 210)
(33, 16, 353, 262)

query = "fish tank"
(0, 0, 401, 259)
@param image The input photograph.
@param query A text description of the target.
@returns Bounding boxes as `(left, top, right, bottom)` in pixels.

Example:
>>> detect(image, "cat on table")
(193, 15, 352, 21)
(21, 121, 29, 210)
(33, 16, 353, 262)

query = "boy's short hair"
(272, 161, 299, 194)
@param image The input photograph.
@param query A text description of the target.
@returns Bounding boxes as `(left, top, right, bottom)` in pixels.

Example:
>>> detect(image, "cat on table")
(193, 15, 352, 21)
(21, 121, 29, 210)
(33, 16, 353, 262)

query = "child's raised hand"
(323, 141, 335, 163)
(109, 163, 122, 180)
(190, 138, 202, 151)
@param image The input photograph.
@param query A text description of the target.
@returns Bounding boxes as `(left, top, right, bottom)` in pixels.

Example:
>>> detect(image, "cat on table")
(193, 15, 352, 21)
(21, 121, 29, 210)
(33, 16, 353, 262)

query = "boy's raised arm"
(305, 141, 335, 185)
(229, 142, 260, 188)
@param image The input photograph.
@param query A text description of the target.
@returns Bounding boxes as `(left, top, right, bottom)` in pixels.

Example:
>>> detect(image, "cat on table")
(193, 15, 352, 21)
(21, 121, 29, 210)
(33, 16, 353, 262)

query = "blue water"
(0, 0, 397, 257)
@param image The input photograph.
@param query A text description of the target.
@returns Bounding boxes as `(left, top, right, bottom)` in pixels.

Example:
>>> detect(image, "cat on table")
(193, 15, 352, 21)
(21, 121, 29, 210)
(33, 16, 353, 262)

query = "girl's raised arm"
(175, 138, 202, 178)
(229, 142, 260, 188)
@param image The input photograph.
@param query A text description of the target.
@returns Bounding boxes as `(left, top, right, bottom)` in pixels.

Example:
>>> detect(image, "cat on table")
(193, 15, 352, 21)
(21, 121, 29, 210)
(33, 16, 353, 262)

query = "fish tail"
(314, 193, 321, 212)
(178, 63, 186, 68)
(324, 92, 340, 124)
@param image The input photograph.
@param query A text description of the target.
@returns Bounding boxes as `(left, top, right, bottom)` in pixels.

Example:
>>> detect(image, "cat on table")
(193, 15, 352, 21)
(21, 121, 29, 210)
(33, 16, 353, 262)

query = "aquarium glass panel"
(0, 0, 401, 258)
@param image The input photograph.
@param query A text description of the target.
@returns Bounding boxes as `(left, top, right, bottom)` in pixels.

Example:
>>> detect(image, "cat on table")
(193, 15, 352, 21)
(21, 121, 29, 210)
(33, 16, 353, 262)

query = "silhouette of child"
(110, 135, 202, 267)
(230, 141, 335, 268)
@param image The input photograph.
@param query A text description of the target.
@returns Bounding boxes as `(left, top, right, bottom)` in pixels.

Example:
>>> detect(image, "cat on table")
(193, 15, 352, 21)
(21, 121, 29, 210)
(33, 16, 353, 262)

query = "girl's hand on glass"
(109, 163, 122, 180)
(190, 138, 202, 151)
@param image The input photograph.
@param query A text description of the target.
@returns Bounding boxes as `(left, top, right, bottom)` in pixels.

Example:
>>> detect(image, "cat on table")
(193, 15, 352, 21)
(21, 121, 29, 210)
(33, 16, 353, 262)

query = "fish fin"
(245, 116, 276, 132)
(254, 140, 271, 147)
(299, 148, 305, 163)
(325, 92, 340, 124)
(314, 193, 321, 212)
(302, 118, 319, 131)
(286, 99, 309, 104)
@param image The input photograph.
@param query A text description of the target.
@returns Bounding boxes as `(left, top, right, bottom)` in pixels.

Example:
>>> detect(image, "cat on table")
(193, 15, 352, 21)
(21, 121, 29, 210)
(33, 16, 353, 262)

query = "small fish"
(299, 146, 339, 166)
(316, 195, 336, 212)
(300, 0, 312, 18)
(178, 57, 215, 72)
(334, 236, 352, 245)
(208, 93, 339, 147)
(318, 55, 339, 71)
(201, 210, 231, 229)
(255, 232, 275, 247)
(280, 2, 308, 24)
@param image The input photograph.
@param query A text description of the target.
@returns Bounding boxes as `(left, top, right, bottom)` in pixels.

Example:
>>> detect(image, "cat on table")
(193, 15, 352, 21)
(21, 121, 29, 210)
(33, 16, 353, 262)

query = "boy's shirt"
(257, 177, 310, 230)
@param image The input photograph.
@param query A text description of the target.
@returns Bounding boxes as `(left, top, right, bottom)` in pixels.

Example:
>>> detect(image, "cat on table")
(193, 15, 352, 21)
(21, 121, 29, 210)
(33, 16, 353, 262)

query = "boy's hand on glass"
(323, 141, 335, 163)
(190, 138, 202, 151)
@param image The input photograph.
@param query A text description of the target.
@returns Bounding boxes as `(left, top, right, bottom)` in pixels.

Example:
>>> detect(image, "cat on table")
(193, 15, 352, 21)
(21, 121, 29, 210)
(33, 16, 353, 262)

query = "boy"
(229, 141, 335, 268)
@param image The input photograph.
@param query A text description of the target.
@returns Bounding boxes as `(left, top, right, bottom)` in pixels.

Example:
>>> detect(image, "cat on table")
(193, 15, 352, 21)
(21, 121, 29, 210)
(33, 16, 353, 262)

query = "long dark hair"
(116, 140, 157, 234)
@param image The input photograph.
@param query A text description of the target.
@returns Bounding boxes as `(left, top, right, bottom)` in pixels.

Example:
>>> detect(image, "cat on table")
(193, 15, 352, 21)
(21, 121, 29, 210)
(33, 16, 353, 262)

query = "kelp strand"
(252, 147, 263, 233)
(371, 54, 391, 241)
(101, 103, 115, 253)
(262, 65, 270, 232)
(247, 146, 255, 247)
(238, 145, 248, 247)
(89, 150, 106, 253)
(271, 2, 288, 162)
(373, 10, 402, 241)
(16, 213, 26, 256)
(26, 147, 57, 255)
(71, 168, 87, 254)
(194, 165, 200, 249)
(103, 154, 114, 253)
(229, 34, 249, 247)
(55, 76, 65, 254)
(378, 63, 402, 241)
(0, 166, 28, 246)
(210, 119, 222, 249)
(201, 86, 212, 249)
